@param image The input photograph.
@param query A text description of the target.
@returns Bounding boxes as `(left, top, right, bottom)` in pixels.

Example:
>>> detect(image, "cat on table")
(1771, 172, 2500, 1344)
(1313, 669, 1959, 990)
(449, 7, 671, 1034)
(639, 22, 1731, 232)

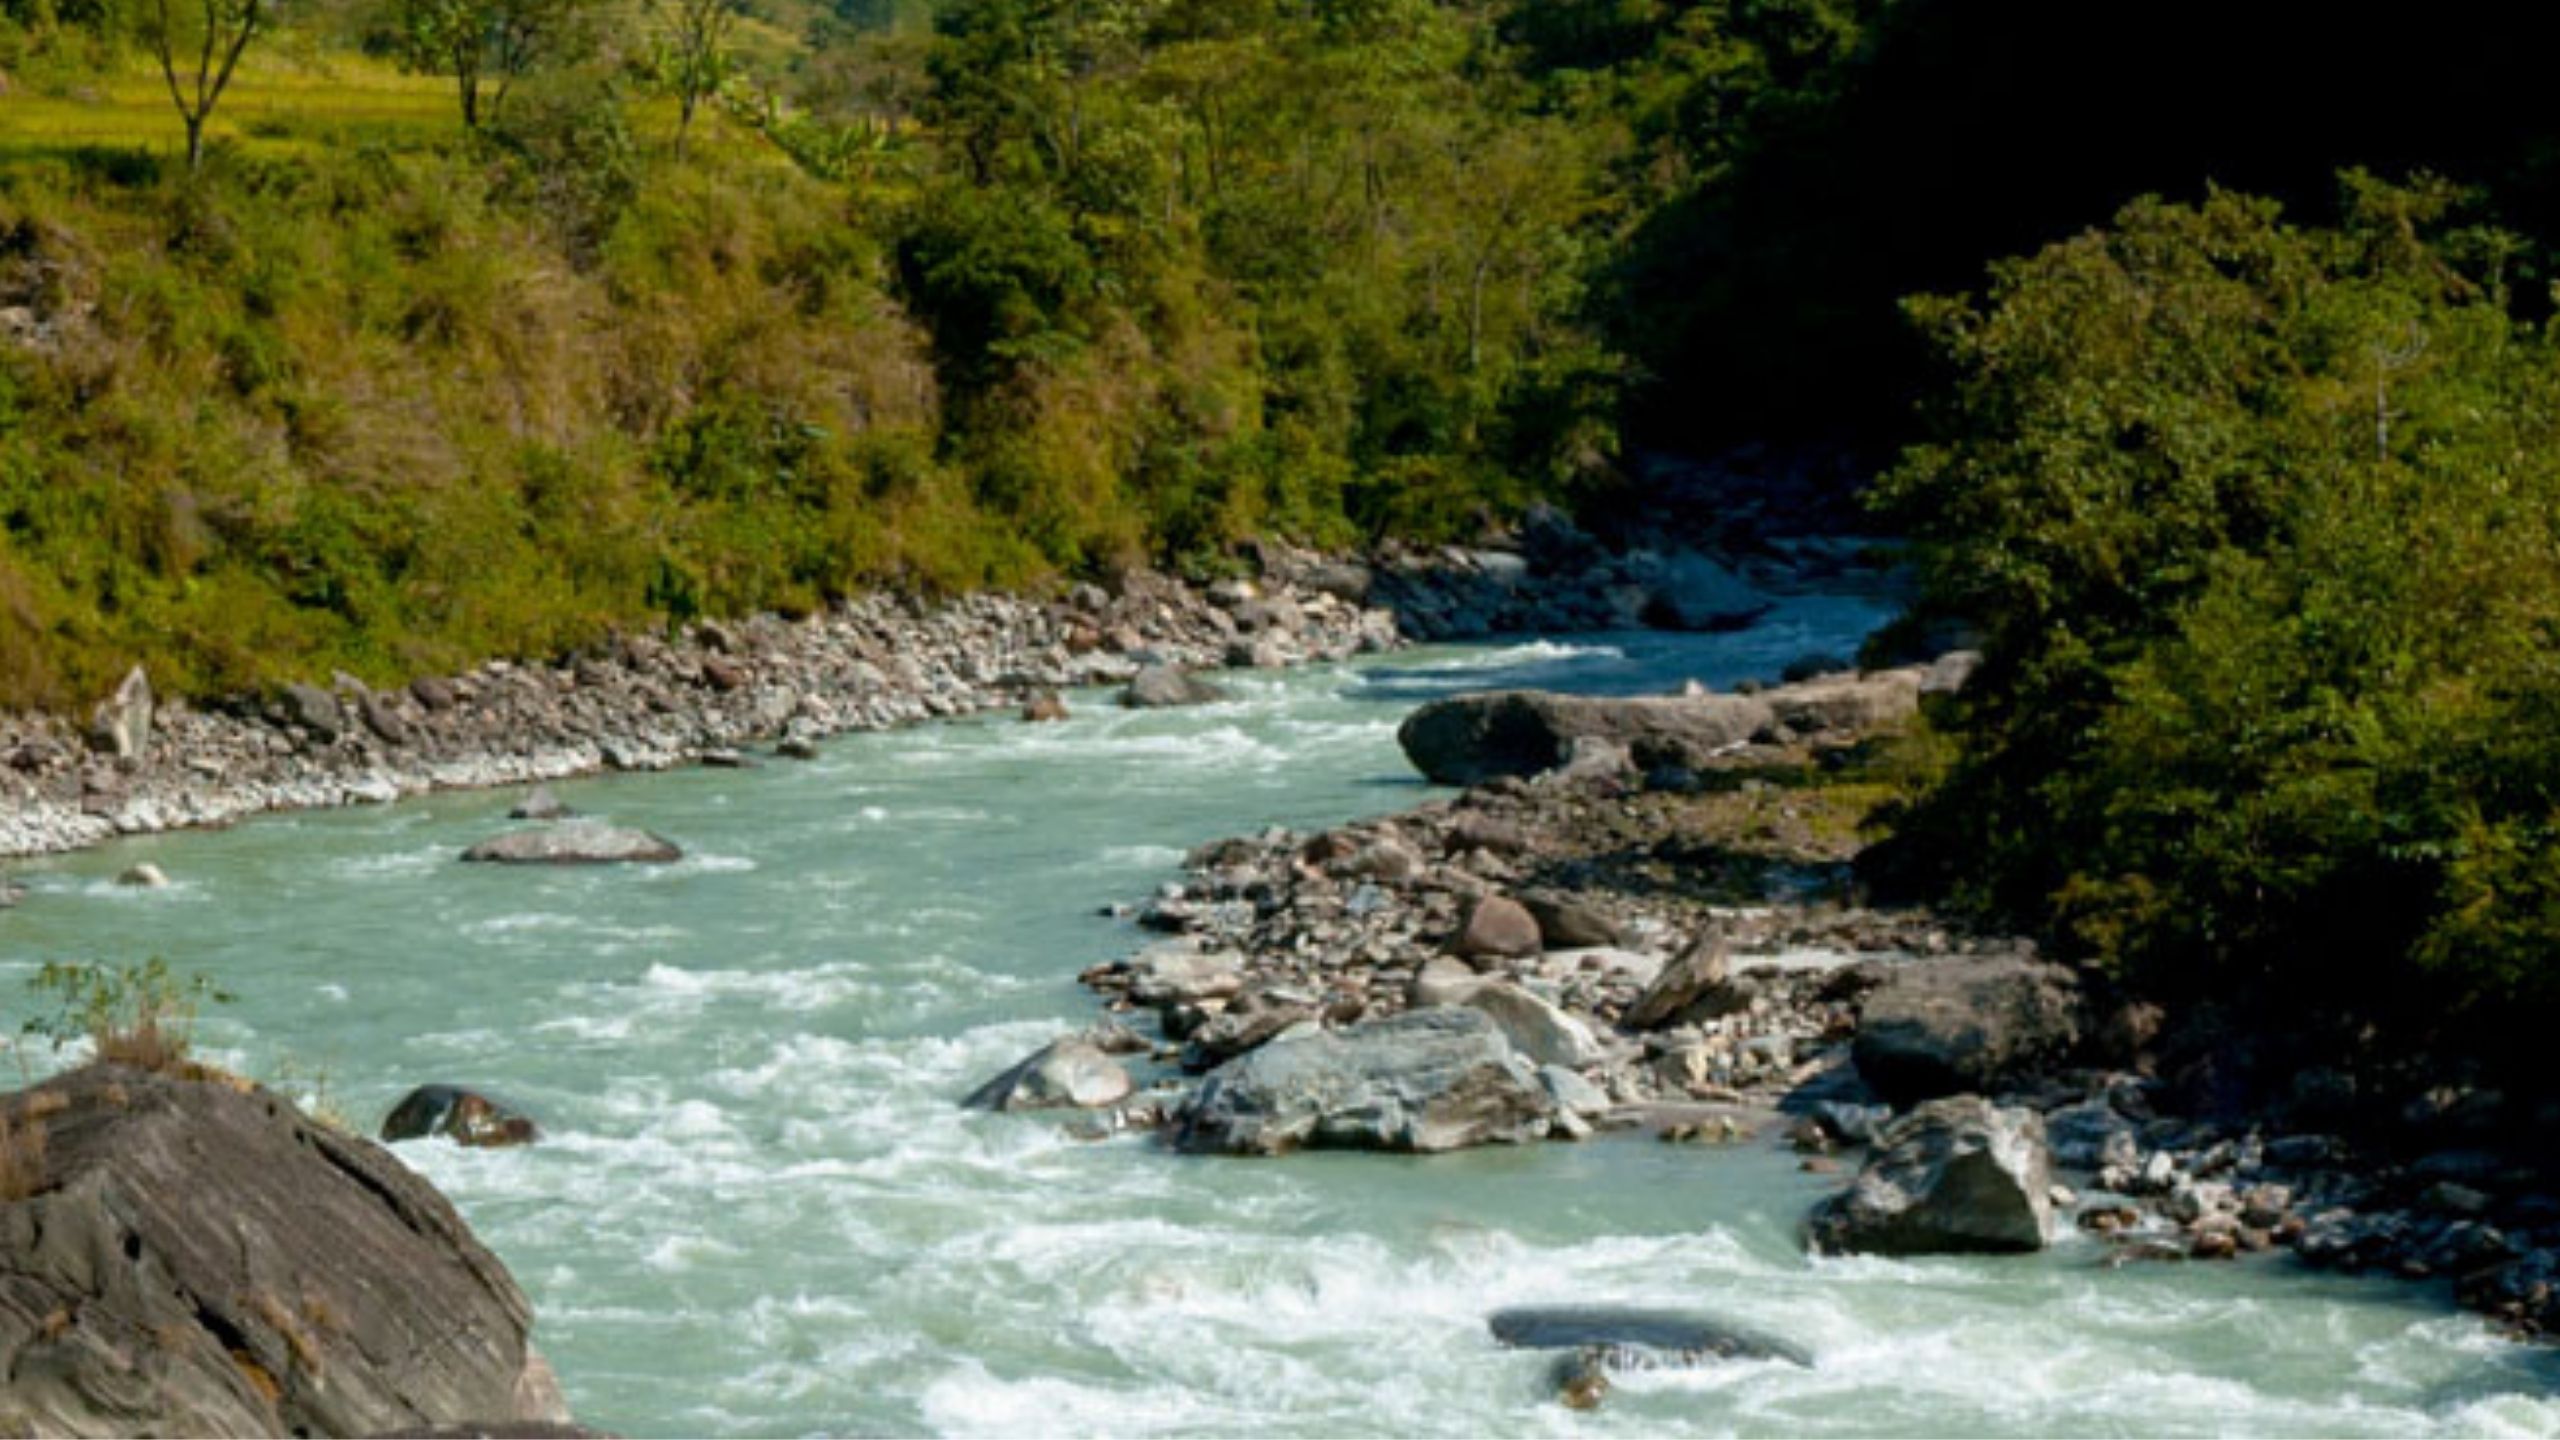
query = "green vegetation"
(12, 0, 2560, 1076)
(1875, 177, 2560, 1063)
(24, 957, 230, 1070)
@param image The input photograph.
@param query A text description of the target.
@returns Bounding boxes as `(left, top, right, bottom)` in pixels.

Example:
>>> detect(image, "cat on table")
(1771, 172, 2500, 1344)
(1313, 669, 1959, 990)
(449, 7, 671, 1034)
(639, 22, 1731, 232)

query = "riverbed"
(3, 595, 2552, 1436)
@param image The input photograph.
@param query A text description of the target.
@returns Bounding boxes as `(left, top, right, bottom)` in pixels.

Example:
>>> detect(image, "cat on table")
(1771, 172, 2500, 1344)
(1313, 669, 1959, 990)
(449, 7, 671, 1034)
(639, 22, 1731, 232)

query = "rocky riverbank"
(0, 509, 1887, 862)
(998, 657, 2560, 1351)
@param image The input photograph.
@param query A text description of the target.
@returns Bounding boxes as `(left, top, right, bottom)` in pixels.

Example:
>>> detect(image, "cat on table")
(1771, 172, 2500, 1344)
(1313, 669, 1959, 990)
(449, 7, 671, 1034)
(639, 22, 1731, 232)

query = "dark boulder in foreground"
(1806, 1095, 2054, 1256)
(1120, 665, 1231, 709)
(1171, 1007, 1558, 1155)
(461, 820, 681, 865)
(0, 1063, 572, 1437)
(1850, 955, 2083, 1107)
(382, 1085, 541, 1148)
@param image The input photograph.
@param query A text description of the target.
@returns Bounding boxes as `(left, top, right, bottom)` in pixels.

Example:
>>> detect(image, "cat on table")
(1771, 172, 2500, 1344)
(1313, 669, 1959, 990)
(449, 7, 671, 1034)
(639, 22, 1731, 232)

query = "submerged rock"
(1806, 1095, 2054, 1256)
(461, 821, 681, 865)
(963, 1039, 1134, 1112)
(382, 1085, 542, 1148)
(1488, 1305, 1813, 1367)
(114, 862, 169, 889)
(0, 1063, 570, 1437)
(508, 785, 573, 821)
(1172, 1007, 1557, 1155)
(1492, 1304, 1810, 1411)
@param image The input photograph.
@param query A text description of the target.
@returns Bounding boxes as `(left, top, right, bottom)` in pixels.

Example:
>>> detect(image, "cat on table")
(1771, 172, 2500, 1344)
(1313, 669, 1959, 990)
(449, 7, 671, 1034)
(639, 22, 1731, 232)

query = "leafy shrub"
(24, 958, 233, 1073)
(1874, 175, 2560, 1064)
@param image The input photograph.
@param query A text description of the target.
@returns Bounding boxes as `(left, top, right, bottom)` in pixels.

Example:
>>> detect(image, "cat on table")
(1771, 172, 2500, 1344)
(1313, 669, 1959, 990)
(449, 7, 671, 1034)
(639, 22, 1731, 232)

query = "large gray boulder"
(0, 1063, 571, 1437)
(1120, 666, 1230, 709)
(1851, 956, 2083, 1107)
(86, 665, 153, 760)
(964, 1038, 1134, 1112)
(1805, 1095, 2054, 1256)
(1397, 668, 1933, 786)
(1172, 1007, 1559, 1155)
(1398, 691, 1771, 787)
(461, 820, 682, 865)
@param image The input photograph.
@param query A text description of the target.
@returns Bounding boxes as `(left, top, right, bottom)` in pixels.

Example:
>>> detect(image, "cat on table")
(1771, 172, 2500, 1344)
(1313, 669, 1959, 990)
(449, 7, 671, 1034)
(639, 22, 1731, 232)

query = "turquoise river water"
(3, 595, 2555, 1436)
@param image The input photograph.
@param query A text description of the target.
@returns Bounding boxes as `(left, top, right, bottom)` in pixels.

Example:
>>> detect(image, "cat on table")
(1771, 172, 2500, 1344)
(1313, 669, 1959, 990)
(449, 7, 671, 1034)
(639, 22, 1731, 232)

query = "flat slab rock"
(461, 820, 682, 865)
(1487, 1306, 1813, 1368)
(0, 1063, 570, 1438)
(1171, 1007, 1560, 1155)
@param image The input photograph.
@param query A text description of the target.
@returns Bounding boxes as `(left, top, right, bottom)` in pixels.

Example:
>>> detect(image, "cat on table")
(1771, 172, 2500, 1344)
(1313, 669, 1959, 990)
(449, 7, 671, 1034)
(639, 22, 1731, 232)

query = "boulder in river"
(1638, 552, 1774, 633)
(508, 785, 573, 821)
(963, 1039, 1134, 1112)
(382, 1085, 541, 1148)
(1021, 691, 1071, 723)
(0, 1063, 572, 1437)
(1172, 1007, 1559, 1155)
(1805, 1095, 2055, 1256)
(1851, 955, 2083, 1107)
(1399, 691, 1771, 787)
(1397, 667, 1934, 786)
(1120, 666, 1230, 709)
(1491, 1304, 1810, 1411)
(1488, 1305, 1812, 1367)
(461, 820, 681, 865)
(114, 863, 170, 890)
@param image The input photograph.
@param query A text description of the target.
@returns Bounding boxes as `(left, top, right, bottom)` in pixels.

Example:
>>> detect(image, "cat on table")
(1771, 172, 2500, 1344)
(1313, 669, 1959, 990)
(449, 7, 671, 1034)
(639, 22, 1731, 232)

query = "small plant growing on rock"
(24, 959, 231, 1074)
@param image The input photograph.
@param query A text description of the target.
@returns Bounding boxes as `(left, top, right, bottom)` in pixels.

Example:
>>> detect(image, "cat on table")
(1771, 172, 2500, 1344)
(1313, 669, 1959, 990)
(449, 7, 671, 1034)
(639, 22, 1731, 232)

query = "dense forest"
(10, 0, 2560, 1067)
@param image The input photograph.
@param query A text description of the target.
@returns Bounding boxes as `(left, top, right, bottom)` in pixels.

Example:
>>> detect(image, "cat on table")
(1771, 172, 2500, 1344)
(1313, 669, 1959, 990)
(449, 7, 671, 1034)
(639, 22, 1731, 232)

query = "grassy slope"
(0, 25, 1032, 710)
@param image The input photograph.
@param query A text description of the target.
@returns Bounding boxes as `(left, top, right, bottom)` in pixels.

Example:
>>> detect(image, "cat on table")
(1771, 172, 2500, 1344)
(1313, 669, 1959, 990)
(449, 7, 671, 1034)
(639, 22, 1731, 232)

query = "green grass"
(0, 40, 795, 169)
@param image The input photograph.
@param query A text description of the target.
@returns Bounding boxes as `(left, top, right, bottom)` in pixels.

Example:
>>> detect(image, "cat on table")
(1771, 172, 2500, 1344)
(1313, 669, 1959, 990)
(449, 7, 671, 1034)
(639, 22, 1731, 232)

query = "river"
(3, 593, 2553, 1436)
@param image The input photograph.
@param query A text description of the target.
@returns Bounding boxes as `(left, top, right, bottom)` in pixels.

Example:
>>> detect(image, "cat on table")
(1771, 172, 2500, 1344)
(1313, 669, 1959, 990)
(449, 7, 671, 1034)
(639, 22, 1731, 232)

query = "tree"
(1871, 176, 2560, 1066)
(657, 0, 743, 159)
(398, 0, 594, 128)
(137, 0, 264, 172)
